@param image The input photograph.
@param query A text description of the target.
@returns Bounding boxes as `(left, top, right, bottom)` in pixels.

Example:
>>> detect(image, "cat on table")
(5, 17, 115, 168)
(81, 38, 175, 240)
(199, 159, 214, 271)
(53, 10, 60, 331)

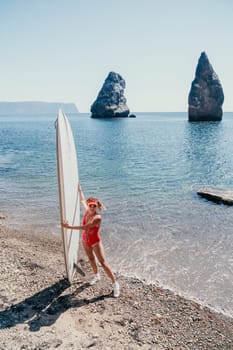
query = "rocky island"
(188, 52, 224, 122)
(90, 72, 130, 118)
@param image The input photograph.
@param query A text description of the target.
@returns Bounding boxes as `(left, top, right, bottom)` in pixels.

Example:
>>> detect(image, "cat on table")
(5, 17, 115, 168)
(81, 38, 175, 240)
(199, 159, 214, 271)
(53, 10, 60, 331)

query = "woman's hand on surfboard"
(62, 221, 71, 229)
(78, 182, 82, 193)
(78, 182, 86, 203)
(62, 221, 82, 230)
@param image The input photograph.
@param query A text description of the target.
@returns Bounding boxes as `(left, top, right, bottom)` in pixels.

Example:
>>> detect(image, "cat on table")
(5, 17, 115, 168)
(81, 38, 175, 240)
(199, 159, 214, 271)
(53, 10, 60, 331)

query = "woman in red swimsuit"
(62, 184, 120, 298)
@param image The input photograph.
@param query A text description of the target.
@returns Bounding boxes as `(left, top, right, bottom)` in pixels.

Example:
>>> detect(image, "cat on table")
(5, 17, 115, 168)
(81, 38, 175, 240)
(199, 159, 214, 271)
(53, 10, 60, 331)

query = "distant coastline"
(0, 101, 78, 115)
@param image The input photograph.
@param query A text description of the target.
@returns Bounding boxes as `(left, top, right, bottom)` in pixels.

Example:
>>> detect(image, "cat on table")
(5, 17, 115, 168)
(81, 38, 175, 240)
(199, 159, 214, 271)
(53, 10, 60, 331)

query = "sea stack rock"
(91, 72, 130, 118)
(188, 52, 224, 121)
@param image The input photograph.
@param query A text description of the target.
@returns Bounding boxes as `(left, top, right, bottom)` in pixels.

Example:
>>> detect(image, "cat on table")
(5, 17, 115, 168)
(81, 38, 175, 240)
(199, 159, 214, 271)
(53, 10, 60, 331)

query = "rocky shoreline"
(0, 225, 232, 350)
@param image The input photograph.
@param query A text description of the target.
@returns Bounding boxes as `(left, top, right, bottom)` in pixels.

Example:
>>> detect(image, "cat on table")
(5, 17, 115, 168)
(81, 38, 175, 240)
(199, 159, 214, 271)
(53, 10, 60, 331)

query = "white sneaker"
(113, 281, 120, 297)
(89, 273, 101, 285)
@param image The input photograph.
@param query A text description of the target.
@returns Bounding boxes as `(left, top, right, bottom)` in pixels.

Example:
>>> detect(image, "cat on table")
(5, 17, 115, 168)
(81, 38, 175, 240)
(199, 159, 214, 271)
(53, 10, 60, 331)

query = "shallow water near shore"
(1, 112, 233, 317)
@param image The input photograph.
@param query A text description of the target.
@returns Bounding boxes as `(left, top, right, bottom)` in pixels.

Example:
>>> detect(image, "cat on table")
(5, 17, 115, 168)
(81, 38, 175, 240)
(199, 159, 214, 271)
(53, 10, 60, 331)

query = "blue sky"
(0, 0, 233, 112)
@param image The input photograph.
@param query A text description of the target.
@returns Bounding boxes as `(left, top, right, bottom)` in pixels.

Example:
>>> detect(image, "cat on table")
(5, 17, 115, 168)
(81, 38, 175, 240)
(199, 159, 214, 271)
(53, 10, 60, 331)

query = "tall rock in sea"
(188, 52, 224, 121)
(91, 72, 130, 118)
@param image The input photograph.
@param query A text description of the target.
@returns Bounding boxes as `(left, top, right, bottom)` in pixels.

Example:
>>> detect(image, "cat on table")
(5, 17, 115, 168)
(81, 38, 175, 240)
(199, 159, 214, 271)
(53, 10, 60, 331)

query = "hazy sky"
(0, 0, 232, 112)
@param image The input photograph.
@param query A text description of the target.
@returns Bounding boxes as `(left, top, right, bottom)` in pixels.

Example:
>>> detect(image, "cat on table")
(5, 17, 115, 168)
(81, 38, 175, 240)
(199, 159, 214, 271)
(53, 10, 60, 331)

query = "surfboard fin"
(74, 263, 85, 276)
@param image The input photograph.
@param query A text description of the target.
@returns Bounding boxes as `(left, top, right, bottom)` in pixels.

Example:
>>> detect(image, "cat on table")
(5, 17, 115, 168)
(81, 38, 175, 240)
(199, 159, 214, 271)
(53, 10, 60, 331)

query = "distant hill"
(0, 101, 79, 114)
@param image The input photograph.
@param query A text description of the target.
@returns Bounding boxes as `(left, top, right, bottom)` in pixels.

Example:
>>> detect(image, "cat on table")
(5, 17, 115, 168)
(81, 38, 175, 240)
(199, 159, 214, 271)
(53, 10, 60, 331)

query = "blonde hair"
(86, 197, 106, 211)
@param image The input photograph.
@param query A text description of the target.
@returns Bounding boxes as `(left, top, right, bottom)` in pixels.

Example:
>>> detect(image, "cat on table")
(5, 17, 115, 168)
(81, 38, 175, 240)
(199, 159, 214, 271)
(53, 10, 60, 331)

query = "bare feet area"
(0, 225, 232, 350)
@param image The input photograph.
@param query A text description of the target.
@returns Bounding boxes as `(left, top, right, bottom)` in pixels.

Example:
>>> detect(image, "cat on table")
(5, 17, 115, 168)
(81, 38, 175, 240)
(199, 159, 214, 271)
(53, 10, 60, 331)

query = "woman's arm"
(78, 183, 88, 211)
(62, 217, 101, 230)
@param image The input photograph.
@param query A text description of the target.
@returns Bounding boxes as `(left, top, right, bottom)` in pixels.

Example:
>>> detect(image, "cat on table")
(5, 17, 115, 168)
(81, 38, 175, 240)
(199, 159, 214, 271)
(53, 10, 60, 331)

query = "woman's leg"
(82, 243, 98, 274)
(93, 242, 116, 283)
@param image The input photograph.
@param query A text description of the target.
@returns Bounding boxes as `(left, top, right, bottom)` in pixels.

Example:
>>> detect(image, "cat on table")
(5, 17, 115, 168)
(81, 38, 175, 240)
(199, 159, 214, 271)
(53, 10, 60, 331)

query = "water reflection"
(184, 122, 225, 186)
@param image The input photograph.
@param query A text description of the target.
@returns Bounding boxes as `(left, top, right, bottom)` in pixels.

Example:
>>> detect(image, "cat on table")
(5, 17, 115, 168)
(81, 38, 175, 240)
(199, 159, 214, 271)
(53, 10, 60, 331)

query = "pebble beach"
(0, 224, 232, 350)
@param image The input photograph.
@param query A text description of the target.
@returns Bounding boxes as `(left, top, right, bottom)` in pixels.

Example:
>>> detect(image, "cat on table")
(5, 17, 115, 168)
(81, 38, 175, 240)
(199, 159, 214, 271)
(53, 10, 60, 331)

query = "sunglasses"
(88, 204, 97, 208)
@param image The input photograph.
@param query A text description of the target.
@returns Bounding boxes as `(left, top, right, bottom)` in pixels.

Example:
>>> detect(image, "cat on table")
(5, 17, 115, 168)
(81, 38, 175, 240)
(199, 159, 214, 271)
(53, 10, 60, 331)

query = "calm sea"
(0, 112, 233, 317)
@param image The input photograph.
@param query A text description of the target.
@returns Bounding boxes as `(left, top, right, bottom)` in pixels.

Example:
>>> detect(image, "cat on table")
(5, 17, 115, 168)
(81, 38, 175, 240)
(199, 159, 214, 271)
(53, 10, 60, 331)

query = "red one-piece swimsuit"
(82, 211, 101, 247)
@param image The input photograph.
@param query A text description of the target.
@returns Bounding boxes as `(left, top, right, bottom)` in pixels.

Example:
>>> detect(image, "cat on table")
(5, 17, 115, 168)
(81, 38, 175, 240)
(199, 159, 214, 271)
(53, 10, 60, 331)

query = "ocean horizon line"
(1, 111, 233, 116)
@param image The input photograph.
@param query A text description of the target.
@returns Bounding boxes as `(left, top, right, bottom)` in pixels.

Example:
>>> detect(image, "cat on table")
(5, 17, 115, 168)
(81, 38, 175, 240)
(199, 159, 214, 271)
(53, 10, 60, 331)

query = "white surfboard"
(56, 109, 80, 284)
